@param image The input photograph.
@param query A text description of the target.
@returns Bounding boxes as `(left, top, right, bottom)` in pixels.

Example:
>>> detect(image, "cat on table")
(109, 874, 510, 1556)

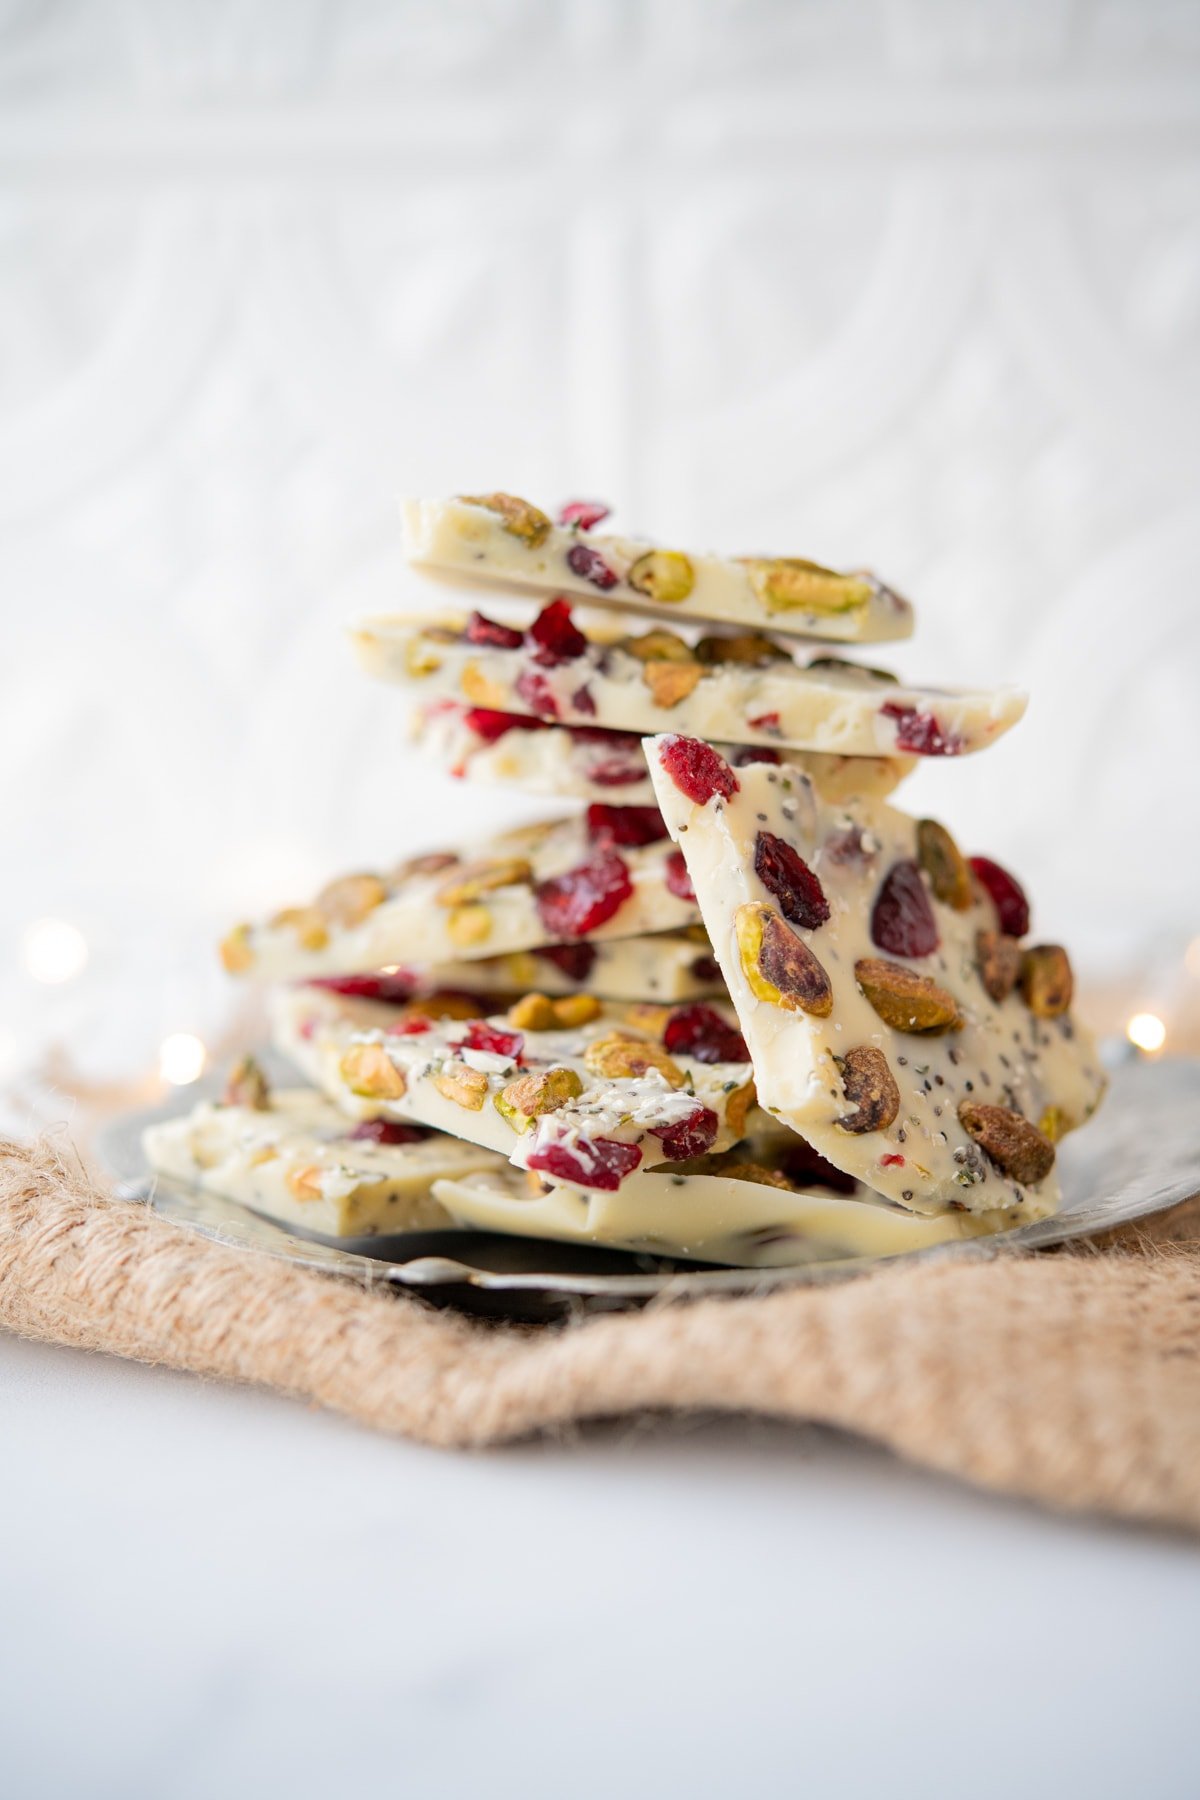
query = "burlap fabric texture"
(3, 1135, 1199, 1531)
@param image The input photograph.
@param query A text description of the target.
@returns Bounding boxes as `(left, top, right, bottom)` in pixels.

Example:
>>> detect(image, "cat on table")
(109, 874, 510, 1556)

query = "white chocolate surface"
(397, 932, 725, 1002)
(435, 1164, 1005, 1269)
(222, 813, 699, 983)
(356, 610, 1026, 758)
(412, 700, 915, 805)
(142, 1087, 501, 1238)
(402, 494, 915, 644)
(645, 740, 1106, 1217)
(272, 987, 764, 1193)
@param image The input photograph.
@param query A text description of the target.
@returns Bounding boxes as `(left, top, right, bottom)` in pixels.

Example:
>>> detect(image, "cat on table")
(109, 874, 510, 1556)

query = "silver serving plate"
(99, 1057, 1200, 1321)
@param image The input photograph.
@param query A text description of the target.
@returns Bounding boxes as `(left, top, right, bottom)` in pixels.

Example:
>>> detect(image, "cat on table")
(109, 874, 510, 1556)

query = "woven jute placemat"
(3, 1134, 1199, 1530)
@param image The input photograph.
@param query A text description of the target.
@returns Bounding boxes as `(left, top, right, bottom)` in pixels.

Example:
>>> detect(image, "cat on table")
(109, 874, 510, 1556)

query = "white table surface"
(1, 1332, 1196, 1800)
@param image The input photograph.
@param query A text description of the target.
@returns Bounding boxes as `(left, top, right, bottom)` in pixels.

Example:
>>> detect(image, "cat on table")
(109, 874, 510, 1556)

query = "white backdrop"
(2, 0, 1199, 1086)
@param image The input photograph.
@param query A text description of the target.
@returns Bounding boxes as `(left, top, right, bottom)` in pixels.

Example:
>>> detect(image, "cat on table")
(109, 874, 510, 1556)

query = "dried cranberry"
(780, 1140, 858, 1195)
(346, 1118, 429, 1146)
(534, 852, 632, 938)
(464, 610, 523, 650)
(747, 711, 781, 735)
(566, 543, 619, 590)
(658, 735, 739, 806)
(585, 803, 669, 848)
(754, 831, 830, 930)
(689, 953, 721, 982)
(664, 849, 695, 903)
(526, 598, 587, 666)
(527, 1137, 642, 1191)
(457, 1022, 524, 1059)
(732, 746, 781, 766)
(823, 825, 872, 865)
(534, 942, 596, 981)
(880, 702, 964, 757)
(586, 759, 644, 787)
(386, 1017, 433, 1036)
(571, 728, 645, 786)
(559, 500, 611, 530)
(969, 856, 1030, 938)
(663, 1003, 747, 1065)
(463, 707, 546, 743)
(651, 1105, 719, 1162)
(570, 683, 597, 716)
(871, 858, 939, 957)
(310, 972, 417, 1004)
(514, 667, 560, 718)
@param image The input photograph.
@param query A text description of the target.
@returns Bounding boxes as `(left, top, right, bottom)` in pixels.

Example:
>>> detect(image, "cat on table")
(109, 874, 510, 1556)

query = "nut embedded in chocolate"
(736, 901, 834, 1017)
(835, 1045, 900, 1134)
(459, 491, 552, 547)
(976, 929, 1022, 1003)
(1020, 944, 1074, 1018)
(627, 550, 695, 604)
(854, 958, 961, 1034)
(916, 818, 972, 910)
(958, 1100, 1055, 1186)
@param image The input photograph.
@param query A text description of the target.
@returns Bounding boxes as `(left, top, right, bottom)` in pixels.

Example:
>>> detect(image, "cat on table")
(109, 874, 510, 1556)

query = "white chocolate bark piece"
(645, 736, 1106, 1217)
(412, 700, 915, 806)
(312, 930, 725, 1006)
(142, 1087, 501, 1238)
(271, 986, 765, 1194)
(435, 1163, 1008, 1270)
(355, 608, 1025, 759)
(402, 494, 915, 645)
(219, 813, 698, 983)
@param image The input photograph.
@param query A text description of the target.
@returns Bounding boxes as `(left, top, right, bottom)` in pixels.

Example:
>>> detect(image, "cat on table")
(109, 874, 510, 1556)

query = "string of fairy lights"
(15, 914, 1200, 1093)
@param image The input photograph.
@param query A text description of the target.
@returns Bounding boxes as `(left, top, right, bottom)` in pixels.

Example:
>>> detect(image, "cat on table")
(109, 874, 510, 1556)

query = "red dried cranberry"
(310, 972, 417, 1004)
(658, 735, 739, 806)
(780, 1140, 858, 1195)
(527, 598, 587, 666)
(969, 856, 1030, 938)
(386, 1017, 433, 1036)
(534, 852, 632, 938)
(732, 746, 781, 767)
(534, 942, 597, 981)
(558, 500, 611, 530)
(747, 711, 781, 735)
(586, 759, 644, 787)
(569, 726, 637, 749)
(823, 825, 871, 865)
(663, 1003, 747, 1064)
(664, 849, 695, 902)
(464, 610, 523, 650)
(514, 667, 560, 718)
(689, 953, 721, 982)
(566, 543, 619, 590)
(585, 803, 668, 848)
(570, 682, 597, 716)
(650, 1105, 719, 1162)
(880, 702, 964, 757)
(527, 1137, 642, 1191)
(346, 1118, 429, 1146)
(753, 831, 830, 930)
(571, 728, 645, 786)
(870, 858, 939, 957)
(463, 707, 546, 743)
(456, 1022, 524, 1059)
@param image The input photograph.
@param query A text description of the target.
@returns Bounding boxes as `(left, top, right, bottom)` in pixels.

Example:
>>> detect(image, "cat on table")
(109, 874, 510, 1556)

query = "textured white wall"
(2, 0, 1199, 1080)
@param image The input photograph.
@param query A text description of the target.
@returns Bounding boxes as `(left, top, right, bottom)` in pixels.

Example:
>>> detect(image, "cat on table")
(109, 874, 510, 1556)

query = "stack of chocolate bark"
(145, 494, 1106, 1268)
